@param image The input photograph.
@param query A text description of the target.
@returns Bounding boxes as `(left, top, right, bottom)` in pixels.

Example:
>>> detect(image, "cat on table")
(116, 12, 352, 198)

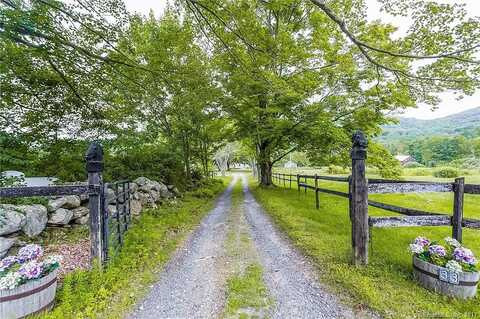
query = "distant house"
(284, 161, 297, 169)
(394, 155, 416, 166)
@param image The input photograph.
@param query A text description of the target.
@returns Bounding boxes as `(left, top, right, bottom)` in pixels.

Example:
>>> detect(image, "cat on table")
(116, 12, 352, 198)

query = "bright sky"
(123, 0, 480, 120)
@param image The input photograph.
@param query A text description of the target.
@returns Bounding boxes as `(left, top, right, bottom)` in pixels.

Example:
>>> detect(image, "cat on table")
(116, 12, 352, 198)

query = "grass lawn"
(39, 177, 230, 319)
(250, 175, 480, 318)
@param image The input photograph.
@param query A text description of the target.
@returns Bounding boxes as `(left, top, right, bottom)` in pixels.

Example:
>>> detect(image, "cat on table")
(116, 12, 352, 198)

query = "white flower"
(409, 243, 424, 254)
(44, 255, 62, 266)
(445, 237, 461, 248)
(446, 260, 463, 273)
(0, 272, 23, 290)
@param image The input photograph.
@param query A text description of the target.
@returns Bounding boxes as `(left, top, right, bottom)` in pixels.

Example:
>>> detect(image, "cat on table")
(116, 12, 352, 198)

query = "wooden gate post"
(350, 131, 369, 265)
(315, 174, 319, 209)
(85, 142, 105, 267)
(452, 177, 465, 242)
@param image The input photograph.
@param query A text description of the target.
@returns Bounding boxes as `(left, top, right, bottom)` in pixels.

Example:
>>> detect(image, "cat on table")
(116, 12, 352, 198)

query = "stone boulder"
(48, 208, 73, 225)
(134, 177, 150, 187)
(106, 188, 116, 204)
(167, 185, 180, 196)
(137, 192, 157, 208)
(129, 182, 138, 194)
(0, 237, 16, 258)
(74, 215, 89, 225)
(0, 207, 26, 236)
(47, 195, 81, 212)
(71, 206, 89, 219)
(130, 200, 142, 216)
(17, 205, 48, 238)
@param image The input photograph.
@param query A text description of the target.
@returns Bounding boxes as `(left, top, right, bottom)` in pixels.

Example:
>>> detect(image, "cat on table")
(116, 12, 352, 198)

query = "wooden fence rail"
(272, 130, 480, 265)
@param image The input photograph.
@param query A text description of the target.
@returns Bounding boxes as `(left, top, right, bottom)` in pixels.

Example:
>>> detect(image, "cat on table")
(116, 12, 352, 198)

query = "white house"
(284, 161, 298, 169)
(394, 155, 416, 166)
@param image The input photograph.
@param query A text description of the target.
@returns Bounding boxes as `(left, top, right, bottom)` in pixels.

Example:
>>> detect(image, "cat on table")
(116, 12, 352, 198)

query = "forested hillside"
(380, 107, 480, 143)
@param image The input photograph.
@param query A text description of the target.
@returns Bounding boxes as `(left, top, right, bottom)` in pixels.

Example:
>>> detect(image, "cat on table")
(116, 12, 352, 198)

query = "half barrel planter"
(413, 256, 479, 299)
(0, 269, 58, 319)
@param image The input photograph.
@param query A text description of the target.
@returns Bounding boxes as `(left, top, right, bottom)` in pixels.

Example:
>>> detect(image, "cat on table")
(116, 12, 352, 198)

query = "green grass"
(225, 264, 270, 318)
(250, 177, 480, 319)
(223, 180, 271, 318)
(39, 177, 229, 319)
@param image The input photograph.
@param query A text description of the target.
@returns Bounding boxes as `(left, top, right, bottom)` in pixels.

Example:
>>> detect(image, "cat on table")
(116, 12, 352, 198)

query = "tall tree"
(184, 0, 479, 185)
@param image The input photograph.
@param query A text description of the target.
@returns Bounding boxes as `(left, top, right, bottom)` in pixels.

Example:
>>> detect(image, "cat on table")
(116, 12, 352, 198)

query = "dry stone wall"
(0, 177, 178, 258)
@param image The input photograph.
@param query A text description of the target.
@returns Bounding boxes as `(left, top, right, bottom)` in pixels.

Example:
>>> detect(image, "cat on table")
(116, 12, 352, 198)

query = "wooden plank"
(350, 130, 369, 265)
(368, 178, 452, 185)
(452, 178, 464, 242)
(298, 183, 315, 190)
(367, 200, 444, 216)
(0, 185, 88, 198)
(317, 188, 350, 198)
(298, 174, 316, 179)
(464, 184, 480, 194)
(463, 218, 480, 229)
(368, 182, 453, 194)
(369, 215, 451, 228)
(316, 175, 350, 182)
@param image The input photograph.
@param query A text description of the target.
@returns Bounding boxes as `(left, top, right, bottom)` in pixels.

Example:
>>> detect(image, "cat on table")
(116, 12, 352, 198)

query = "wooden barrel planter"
(413, 256, 479, 299)
(0, 269, 58, 319)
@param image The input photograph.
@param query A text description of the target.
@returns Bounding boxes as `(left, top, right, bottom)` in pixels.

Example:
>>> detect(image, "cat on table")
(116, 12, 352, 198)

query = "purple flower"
(0, 256, 17, 272)
(17, 244, 43, 263)
(429, 245, 447, 257)
(18, 261, 43, 280)
(414, 236, 430, 247)
(454, 247, 477, 265)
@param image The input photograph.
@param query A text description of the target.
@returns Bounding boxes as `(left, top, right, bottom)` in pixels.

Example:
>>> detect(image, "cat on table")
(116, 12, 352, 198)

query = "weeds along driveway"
(128, 175, 238, 319)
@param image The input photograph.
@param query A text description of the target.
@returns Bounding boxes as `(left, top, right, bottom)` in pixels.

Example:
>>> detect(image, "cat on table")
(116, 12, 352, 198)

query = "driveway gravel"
(128, 176, 238, 319)
(128, 174, 375, 319)
(241, 174, 358, 319)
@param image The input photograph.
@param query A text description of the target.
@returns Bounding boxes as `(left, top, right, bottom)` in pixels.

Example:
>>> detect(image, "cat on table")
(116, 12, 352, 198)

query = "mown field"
(252, 168, 480, 318)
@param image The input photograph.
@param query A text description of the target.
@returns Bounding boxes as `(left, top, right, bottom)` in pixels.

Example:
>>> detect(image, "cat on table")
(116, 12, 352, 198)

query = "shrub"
(404, 168, 432, 176)
(433, 167, 459, 178)
(403, 162, 425, 168)
(327, 165, 349, 175)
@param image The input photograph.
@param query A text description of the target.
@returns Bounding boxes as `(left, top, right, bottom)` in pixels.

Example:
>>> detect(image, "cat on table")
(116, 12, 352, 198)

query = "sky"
(122, 0, 480, 120)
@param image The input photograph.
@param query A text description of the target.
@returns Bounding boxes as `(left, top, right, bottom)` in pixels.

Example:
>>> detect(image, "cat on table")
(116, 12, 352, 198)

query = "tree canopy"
(1, 0, 479, 184)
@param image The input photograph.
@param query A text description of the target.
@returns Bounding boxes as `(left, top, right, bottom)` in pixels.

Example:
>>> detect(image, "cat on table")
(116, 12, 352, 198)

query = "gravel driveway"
(128, 174, 375, 319)
(128, 175, 238, 319)
(241, 174, 358, 319)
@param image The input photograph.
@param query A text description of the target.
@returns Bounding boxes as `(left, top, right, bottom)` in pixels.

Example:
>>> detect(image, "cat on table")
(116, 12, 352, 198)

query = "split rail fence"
(0, 142, 131, 267)
(272, 131, 480, 265)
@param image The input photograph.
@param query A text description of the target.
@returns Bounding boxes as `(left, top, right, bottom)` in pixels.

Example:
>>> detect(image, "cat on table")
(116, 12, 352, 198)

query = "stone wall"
(0, 177, 179, 258)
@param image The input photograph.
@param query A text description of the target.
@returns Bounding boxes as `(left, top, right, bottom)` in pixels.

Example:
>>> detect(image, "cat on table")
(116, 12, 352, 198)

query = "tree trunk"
(259, 161, 272, 185)
(257, 143, 273, 186)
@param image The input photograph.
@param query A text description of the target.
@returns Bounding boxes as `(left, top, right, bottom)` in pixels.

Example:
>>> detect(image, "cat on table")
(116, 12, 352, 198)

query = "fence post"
(452, 177, 465, 242)
(297, 174, 300, 192)
(86, 142, 105, 267)
(304, 176, 307, 194)
(350, 131, 369, 266)
(315, 174, 319, 209)
(289, 175, 292, 189)
(283, 173, 286, 187)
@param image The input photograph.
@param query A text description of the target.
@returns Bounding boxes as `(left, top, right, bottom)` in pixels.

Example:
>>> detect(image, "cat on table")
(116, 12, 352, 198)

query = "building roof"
(394, 155, 412, 162)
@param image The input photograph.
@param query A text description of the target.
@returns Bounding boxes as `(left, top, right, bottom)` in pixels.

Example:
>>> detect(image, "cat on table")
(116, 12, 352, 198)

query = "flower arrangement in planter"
(409, 236, 479, 299)
(0, 244, 62, 318)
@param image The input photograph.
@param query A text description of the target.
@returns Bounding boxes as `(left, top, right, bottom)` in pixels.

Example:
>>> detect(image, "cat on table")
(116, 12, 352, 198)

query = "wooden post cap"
(85, 142, 104, 173)
(351, 130, 368, 160)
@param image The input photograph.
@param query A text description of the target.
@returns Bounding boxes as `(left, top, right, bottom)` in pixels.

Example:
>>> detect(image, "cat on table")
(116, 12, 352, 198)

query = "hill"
(379, 107, 480, 143)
